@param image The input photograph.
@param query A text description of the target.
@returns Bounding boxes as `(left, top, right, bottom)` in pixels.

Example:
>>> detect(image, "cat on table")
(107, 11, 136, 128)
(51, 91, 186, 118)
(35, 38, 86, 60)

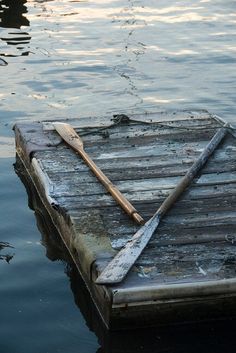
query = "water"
(1, 1, 236, 352)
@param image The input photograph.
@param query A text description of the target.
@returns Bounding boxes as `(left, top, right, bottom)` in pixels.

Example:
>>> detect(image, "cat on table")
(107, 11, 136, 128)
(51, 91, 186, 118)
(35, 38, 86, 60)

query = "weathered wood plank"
(62, 189, 236, 212)
(49, 162, 236, 182)
(70, 207, 236, 250)
(36, 138, 236, 174)
(43, 170, 236, 199)
(137, 241, 236, 263)
(61, 123, 213, 144)
(95, 241, 236, 284)
(110, 226, 236, 249)
(43, 110, 213, 131)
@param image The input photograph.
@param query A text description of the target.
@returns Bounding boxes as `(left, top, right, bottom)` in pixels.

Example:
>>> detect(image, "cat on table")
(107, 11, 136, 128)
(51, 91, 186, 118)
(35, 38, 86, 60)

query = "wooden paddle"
(53, 122, 144, 225)
(96, 124, 228, 285)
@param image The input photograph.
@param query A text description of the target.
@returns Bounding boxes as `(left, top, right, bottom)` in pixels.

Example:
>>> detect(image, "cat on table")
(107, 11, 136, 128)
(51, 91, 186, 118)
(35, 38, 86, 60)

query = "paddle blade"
(95, 216, 160, 284)
(53, 122, 84, 150)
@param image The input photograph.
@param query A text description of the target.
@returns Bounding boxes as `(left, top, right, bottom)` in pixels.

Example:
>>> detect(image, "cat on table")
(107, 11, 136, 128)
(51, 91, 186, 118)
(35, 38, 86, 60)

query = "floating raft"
(14, 111, 236, 329)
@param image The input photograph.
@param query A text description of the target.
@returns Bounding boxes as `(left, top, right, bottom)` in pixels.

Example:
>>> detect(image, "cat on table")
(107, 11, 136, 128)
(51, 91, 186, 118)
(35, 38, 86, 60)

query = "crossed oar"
(54, 122, 228, 285)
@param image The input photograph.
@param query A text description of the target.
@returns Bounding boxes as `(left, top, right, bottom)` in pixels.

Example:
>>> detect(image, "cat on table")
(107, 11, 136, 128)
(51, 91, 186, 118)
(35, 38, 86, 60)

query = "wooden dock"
(14, 110, 236, 329)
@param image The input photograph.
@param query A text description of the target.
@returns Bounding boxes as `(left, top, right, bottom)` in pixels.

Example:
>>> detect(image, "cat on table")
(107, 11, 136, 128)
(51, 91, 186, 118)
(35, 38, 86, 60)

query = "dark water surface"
(1, 1, 236, 352)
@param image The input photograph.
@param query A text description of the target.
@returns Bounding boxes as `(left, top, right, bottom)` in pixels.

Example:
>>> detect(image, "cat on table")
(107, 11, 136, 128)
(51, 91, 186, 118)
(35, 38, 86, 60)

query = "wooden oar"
(53, 122, 144, 225)
(96, 124, 228, 285)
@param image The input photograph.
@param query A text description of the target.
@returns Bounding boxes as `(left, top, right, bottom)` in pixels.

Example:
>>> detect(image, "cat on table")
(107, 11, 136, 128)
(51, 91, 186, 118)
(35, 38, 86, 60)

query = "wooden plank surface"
(14, 111, 236, 327)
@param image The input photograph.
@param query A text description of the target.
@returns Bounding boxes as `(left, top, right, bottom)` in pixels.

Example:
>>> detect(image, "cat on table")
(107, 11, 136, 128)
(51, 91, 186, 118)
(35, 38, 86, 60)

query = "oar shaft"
(157, 124, 228, 219)
(78, 149, 144, 225)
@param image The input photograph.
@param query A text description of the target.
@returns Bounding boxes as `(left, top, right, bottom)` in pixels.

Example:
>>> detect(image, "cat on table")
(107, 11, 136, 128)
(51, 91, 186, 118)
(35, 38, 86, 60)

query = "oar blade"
(95, 216, 160, 284)
(53, 122, 84, 150)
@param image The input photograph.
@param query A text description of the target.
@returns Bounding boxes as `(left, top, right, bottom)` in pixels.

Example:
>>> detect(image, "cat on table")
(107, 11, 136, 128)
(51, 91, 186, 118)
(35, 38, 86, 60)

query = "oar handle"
(157, 124, 228, 219)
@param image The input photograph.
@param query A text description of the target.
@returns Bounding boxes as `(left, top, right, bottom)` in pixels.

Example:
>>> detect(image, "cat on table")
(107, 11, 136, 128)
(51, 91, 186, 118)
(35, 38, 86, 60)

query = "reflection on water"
(0, 0, 29, 28)
(0, 0, 31, 58)
(1, 0, 236, 124)
(69, 266, 236, 353)
(0, 241, 14, 263)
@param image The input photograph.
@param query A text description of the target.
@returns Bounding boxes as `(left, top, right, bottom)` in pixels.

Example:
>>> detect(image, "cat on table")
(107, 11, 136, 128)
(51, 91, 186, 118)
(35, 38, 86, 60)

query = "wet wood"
(14, 111, 236, 329)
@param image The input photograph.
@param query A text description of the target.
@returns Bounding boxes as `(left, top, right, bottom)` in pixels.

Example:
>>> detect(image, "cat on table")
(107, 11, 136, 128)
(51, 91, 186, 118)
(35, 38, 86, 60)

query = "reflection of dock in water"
(0, 0, 29, 28)
(0, 0, 31, 57)
(15, 149, 236, 353)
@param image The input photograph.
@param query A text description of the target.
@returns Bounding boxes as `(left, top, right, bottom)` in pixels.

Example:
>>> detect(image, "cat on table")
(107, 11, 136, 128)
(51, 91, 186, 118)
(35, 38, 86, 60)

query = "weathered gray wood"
(96, 125, 228, 284)
(53, 122, 144, 225)
(43, 170, 236, 200)
(42, 110, 214, 131)
(41, 159, 236, 181)
(37, 137, 236, 174)
(90, 205, 236, 237)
